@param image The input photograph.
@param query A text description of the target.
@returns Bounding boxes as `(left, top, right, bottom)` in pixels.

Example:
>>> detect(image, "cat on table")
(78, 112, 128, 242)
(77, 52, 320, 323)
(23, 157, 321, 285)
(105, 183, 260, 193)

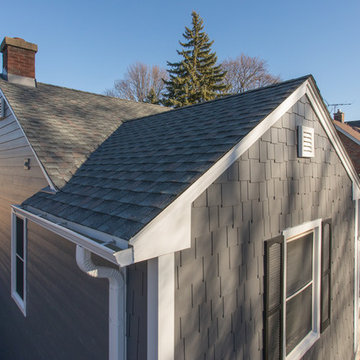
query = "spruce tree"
(164, 11, 228, 107)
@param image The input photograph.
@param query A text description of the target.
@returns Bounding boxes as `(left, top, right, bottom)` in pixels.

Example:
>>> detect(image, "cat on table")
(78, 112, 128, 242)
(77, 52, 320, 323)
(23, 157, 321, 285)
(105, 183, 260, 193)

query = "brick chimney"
(334, 109, 345, 123)
(0, 37, 38, 87)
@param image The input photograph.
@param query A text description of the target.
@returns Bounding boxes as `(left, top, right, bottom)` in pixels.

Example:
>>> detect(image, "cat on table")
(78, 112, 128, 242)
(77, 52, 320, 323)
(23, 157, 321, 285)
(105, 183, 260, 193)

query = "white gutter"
(12, 205, 134, 266)
(76, 245, 126, 360)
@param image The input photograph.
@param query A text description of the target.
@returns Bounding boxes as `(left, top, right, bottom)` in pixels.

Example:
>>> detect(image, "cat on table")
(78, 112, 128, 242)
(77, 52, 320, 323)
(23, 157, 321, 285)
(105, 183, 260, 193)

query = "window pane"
(286, 285, 312, 355)
(16, 257, 24, 300)
(16, 217, 24, 259)
(286, 232, 313, 296)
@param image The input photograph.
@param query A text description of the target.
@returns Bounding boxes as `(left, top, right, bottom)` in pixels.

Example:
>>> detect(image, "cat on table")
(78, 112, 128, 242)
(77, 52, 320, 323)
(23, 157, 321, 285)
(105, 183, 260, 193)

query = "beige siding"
(0, 96, 48, 204)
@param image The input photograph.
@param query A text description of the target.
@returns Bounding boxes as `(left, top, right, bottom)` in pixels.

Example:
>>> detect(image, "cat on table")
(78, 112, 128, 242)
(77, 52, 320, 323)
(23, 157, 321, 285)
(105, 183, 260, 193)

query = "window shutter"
(264, 235, 284, 360)
(321, 219, 331, 332)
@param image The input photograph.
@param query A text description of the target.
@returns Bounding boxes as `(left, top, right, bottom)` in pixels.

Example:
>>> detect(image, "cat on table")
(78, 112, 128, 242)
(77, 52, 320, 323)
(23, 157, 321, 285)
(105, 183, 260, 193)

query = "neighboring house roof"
(333, 120, 360, 174)
(0, 78, 167, 189)
(22, 76, 309, 240)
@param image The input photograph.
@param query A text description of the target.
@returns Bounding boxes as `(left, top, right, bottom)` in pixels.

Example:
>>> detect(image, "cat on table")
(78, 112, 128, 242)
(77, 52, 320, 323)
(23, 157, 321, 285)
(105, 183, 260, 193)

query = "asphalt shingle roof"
(0, 79, 168, 188)
(21, 75, 310, 241)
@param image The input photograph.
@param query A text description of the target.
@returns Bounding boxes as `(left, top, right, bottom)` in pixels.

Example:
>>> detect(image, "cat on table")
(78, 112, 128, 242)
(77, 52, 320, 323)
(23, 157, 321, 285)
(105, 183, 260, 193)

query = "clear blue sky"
(1, 0, 359, 120)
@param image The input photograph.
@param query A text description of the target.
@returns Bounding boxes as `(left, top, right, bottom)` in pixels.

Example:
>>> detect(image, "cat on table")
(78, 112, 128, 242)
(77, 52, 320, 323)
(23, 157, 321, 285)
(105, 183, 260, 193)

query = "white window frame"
(282, 219, 322, 360)
(11, 211, 27, 316)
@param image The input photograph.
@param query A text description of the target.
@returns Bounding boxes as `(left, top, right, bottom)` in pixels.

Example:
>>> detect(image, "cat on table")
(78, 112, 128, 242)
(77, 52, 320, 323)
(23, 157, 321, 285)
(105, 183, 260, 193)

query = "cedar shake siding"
(175, 95, 355, 360)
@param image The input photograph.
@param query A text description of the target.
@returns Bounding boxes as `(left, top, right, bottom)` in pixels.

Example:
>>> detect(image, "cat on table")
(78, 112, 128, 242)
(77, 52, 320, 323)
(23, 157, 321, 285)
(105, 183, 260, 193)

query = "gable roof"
(0, 78, 167, 189)
(12, 74, 360, 265)
(334, 120, 360, 174)
(21, 76, 308, 236)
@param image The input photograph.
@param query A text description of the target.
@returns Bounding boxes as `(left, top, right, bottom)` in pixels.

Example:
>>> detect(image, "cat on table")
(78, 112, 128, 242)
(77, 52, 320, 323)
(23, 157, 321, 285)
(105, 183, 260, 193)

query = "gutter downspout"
(76, 245, 126, 360)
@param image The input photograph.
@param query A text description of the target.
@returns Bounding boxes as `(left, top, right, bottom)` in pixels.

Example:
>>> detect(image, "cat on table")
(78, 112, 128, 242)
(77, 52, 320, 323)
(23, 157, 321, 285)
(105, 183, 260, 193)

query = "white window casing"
(282, 219, 322, 360)
(11, 211, 27, 316)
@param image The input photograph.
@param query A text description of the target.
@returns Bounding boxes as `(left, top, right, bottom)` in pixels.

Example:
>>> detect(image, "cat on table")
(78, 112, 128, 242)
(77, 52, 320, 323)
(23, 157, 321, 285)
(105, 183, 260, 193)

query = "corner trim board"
(147, 254, 175, 360)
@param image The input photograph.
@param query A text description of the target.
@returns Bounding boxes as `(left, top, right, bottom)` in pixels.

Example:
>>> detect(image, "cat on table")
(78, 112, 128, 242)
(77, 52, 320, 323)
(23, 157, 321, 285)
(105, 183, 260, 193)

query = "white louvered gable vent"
(0, 97, 4, 119)
(298, 125, 315, 158)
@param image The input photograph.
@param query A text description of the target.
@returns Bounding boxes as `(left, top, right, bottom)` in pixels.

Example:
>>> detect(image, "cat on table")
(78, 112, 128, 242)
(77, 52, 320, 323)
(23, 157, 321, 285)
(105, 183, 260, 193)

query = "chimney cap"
(0, 36, 38, 53)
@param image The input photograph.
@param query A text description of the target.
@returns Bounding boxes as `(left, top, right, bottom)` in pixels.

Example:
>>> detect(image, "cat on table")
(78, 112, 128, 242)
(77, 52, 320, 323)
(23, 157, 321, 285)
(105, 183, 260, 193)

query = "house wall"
(0, 96, 110, 359)
(175, 95, 355, 360)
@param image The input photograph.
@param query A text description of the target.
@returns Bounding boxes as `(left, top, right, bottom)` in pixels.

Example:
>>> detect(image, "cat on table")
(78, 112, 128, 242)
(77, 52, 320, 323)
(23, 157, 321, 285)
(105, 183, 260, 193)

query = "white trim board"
(147, 254, 175, 360)
(0, 87, 57, 191)
(11, 211, 27, 316)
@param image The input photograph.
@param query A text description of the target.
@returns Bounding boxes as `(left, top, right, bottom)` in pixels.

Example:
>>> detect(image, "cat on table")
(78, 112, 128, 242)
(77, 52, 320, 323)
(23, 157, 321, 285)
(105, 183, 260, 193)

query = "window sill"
(286, 331, 320, 360)
(11, 291, 26, 317)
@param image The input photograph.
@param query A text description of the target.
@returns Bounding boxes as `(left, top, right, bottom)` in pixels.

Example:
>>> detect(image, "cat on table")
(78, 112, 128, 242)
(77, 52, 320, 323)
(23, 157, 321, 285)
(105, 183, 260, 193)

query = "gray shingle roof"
(0, 79, 168, 188)
(23, 75, 310, 241)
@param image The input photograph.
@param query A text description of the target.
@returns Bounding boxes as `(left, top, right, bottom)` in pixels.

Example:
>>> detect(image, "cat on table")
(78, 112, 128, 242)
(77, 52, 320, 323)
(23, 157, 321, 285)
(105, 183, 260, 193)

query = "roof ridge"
(36, 81, 164, 109)
(0, 77, 163, 110)
(122, 74, 312, 124)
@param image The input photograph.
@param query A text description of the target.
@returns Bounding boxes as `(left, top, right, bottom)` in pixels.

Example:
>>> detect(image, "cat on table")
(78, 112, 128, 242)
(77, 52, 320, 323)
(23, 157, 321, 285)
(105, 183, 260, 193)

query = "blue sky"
(1, 0, 359, 120)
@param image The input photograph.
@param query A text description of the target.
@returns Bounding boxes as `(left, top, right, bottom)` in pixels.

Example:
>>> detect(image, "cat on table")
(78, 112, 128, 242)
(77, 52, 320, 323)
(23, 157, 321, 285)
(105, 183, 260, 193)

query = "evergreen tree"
(145, 87, 160, 104)
(163, 11, 228, 107)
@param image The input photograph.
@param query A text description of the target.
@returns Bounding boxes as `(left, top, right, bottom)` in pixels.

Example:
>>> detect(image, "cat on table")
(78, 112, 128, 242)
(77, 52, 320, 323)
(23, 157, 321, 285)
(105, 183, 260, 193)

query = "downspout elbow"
(76, 245, 126, 360)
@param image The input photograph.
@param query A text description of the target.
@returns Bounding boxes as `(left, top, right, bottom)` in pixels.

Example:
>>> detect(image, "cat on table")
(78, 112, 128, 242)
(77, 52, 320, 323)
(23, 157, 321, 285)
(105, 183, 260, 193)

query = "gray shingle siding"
(175, 95, 355, 360)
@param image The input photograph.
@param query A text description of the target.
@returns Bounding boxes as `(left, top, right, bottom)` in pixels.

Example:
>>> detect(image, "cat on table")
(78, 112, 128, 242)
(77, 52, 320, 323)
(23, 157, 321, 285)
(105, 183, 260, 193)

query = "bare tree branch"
(221, 55, 280, 94)
(105, 62, 168, 104)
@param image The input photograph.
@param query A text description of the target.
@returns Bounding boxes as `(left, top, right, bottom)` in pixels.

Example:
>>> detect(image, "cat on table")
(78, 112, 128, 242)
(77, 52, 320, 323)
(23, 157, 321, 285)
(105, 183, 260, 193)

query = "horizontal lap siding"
(175, 95, 355, 360)
(0, 98, 109, 359)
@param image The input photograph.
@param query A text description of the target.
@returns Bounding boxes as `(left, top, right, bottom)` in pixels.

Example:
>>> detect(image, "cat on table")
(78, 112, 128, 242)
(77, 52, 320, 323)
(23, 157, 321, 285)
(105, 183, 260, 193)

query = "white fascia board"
(129, 82, 308, 262)
(305, 81, 360, 199)
(0, 88, 57, 191)
(11, 205, 133, 266)
(334, 123, 360, 146)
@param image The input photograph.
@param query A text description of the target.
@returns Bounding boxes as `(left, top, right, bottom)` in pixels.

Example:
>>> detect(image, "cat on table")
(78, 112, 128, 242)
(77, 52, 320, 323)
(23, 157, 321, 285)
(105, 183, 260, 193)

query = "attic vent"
(298, 125, 314, 158)
(0, 97, 4, 119)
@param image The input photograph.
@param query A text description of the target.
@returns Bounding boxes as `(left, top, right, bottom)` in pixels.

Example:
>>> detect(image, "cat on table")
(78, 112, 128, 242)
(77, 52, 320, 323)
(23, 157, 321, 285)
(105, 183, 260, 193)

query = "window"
(11, 214, 27, 315)
(264, 219, 331, 360)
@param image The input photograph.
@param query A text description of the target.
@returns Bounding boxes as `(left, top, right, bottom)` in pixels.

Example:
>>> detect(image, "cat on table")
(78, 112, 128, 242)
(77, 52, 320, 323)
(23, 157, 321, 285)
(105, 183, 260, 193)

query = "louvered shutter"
(321, 219, 331, 332)
(264, 235, 284, 360)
